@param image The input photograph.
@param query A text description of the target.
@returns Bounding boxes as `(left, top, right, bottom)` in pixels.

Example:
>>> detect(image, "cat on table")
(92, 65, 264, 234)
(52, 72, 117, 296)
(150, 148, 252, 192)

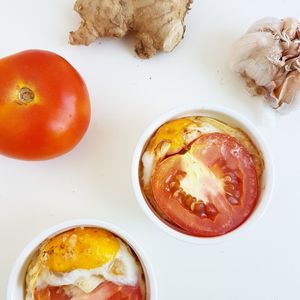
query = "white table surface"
(1, 1, 300, 299)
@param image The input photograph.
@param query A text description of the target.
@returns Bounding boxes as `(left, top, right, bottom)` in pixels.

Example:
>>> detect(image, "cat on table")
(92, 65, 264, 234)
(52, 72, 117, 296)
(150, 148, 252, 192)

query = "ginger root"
(69, 0, 192, 59)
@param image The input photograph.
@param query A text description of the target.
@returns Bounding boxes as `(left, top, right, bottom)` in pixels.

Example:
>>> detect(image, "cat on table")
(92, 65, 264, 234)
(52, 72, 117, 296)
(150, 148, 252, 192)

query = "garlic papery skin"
(230, 17, 300, 112)
(267, 70, 300, 112)
(247, 17, 283, 35)
(230, 31, 283, 86)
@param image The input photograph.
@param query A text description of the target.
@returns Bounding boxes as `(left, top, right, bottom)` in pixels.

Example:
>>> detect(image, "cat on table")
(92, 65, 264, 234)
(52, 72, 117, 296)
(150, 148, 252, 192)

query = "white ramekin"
(7, 219, 157, 300)
(132, 104, 274, 244)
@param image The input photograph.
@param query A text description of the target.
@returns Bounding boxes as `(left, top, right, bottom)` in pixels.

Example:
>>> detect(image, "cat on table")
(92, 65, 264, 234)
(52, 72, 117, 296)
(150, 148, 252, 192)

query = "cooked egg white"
(25, 228, 143, 300)
(36, 240, 138, 292)
(141, 116, 263, 189)
(141, 117, 221, 187)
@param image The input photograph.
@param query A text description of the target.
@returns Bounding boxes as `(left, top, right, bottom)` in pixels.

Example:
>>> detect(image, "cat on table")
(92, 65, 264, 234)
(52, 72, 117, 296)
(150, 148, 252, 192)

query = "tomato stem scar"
(18, 87, 35, 104)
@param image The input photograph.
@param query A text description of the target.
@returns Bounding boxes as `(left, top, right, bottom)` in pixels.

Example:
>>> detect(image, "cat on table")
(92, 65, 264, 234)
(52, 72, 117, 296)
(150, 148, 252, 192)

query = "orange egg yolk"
(42, 227, 120, 273)
(147, 118, 195, 155)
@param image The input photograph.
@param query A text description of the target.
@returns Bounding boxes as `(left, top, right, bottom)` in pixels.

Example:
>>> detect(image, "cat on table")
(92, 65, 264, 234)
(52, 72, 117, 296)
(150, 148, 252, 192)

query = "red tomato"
(34, 282, 143, 300)
(34, 286, 69, 300)
(151, 133, 259, 237)
(0, 50, 90, 160)
(89, 282, 143, 300)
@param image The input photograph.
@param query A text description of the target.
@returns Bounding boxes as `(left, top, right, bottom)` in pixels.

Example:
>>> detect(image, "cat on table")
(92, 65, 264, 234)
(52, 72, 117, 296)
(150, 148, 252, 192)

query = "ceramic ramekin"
(7, 219, 157, 300)
(132, 104, 274, 244)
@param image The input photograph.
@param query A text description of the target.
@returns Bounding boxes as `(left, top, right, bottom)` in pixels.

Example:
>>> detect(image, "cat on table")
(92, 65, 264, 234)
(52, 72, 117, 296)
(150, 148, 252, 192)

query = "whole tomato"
(0, 50, 90, 160)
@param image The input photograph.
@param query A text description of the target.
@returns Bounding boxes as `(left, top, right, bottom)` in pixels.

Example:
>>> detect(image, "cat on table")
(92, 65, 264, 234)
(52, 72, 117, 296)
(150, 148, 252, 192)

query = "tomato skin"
(34, 282, 143, 300)
(90, 282, 143, 300)
(151, 133, 259, 237)
(34, 286, 69, 300)
(0, 50, 90, 160)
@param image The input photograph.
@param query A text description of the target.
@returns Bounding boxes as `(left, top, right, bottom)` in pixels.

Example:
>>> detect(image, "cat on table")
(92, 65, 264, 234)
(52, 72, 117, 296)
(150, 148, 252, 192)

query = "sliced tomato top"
(151, 133, 259, 237)
(34, 282, 143, 300)
(34, 286, 69, 300)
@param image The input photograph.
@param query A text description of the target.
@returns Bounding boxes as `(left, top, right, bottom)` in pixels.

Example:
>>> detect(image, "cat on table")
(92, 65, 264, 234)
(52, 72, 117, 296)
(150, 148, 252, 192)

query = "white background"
(1, 1, 300, 299)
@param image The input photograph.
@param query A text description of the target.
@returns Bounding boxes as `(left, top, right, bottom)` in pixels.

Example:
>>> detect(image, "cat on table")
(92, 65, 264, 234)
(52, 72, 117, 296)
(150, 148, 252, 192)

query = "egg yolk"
(147, 118, 195, 154)
(42, 228, 120, 273)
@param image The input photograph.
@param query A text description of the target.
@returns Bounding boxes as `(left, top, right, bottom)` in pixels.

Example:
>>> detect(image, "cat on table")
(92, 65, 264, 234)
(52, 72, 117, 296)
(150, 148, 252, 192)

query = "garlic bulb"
(230, 17, 300, 111)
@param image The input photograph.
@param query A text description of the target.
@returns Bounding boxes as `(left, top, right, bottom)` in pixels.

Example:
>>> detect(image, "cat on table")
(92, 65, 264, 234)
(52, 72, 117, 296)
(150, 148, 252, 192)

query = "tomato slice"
(34, 282, 143, 300)
(151, 133, 259, 237)
(34, 286, 69, 300)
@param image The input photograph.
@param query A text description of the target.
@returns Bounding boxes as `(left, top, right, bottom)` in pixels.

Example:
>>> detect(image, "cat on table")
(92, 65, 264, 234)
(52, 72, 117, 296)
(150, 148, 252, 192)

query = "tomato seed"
(190, 202, 195, 211)
(165, 174, 174, 184)
(225, 184, 235, 191)
(170, 181, 180, 191)
(227, 196, 239, 205)
(229, 173, 240, 185)
(223, 176, 232, 182)
(193, 202, 207, 218)
(173, 190, 181, 198)
(205, 203, 219, 220)
(184, 195, 195, 208)
(175, 170, 186, 181)
(165, 186, 171, 192)
(170, 182, 176, 188)
(235, 190, 241, 198)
